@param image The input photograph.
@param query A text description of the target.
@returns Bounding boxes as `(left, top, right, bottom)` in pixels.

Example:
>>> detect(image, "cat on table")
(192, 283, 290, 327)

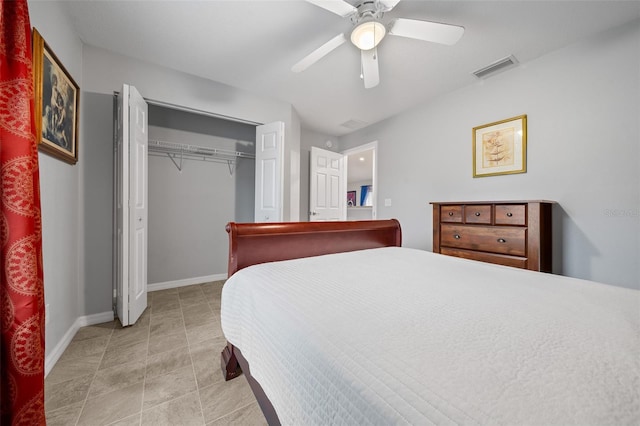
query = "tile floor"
(44, 281, 267, 425)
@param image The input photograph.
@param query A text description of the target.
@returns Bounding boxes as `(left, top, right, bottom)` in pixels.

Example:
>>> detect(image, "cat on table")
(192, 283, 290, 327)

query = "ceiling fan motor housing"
(350, 0, 385, 24)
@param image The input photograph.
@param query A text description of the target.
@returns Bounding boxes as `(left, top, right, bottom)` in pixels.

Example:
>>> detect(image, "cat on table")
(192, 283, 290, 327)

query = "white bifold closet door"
(116, 84, 148, 327)
(254, 121, 285, 222)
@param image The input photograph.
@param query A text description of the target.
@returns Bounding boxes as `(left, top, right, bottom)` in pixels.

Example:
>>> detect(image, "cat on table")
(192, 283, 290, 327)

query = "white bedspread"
(221, 247, 640, 425)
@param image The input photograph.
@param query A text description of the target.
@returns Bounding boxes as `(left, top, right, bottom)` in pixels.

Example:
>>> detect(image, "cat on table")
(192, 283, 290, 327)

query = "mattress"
(220, 247, 640, 425)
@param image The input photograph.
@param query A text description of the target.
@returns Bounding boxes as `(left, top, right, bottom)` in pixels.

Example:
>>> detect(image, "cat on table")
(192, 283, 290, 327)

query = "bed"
(220, 219, 639, 425)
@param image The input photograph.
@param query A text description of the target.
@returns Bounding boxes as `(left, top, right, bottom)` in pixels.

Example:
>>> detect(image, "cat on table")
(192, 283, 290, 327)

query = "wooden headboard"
(225, 219, 402, 276)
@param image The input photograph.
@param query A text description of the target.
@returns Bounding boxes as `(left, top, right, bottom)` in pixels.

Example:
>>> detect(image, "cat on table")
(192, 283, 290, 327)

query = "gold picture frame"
(473, 115, 526, 178)
(33, 28, 79, 164)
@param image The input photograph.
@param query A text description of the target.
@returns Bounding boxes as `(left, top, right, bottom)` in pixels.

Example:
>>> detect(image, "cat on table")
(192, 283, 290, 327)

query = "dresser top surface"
(430, 200, 556, 205)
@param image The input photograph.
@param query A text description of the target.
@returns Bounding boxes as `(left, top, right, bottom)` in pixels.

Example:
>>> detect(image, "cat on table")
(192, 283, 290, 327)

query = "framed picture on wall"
(33, 28, 79, 164)
(347, 191, 357, 207)
(473, 115, 526, 178)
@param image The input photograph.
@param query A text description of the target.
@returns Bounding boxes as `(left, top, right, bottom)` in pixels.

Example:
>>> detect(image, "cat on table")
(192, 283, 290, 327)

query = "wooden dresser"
(431, 201, 554, 272)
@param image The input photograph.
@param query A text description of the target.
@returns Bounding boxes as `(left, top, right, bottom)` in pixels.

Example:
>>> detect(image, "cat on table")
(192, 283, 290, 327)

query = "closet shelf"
(148, 139, 254, 174)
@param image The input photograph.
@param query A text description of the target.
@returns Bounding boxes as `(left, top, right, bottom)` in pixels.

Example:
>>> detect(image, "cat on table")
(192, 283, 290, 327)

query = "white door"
(255, 121, 284, 222)
(116, 84, 148, 326)
(309, 147, 346, 221)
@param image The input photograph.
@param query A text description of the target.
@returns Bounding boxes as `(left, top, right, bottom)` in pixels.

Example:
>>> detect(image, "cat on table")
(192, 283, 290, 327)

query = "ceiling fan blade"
(389, 18, 464, 45)
(305, 0, 357, 17)
(361, 48, 380, 89)
(292, 33, 347, 73)
(379, 0, 401, 11)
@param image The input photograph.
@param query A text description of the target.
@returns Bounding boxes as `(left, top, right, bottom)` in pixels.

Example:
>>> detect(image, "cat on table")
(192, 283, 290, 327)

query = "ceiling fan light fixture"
(351, 20, 386, 50)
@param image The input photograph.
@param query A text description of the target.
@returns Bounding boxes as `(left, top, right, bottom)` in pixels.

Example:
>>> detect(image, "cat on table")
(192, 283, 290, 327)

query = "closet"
(146, 104, 256, 288)
(116, 85, 293, 326)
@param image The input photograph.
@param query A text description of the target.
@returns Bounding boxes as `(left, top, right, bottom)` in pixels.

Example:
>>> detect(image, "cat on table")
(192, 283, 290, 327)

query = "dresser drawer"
(495, 204, 526, 226)
(464, 205, 492, 224)
(440, 248, 527, 269)
(440, 224, 526, 256)
(441, 205, 463, 222)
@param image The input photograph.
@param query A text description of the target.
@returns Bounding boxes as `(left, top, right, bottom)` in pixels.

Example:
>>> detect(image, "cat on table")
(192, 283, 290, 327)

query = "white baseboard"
(44, 310, 114, 377)
(148, 273, 227, 292)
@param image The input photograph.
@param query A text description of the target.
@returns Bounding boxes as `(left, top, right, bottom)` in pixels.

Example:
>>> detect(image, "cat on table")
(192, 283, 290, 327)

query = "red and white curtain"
(0, 0, 47, 424)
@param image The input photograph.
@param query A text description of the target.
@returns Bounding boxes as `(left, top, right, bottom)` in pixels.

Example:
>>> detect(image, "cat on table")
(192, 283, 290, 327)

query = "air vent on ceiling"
(340, 119, 369, 130)
(472, 55, 519, 79)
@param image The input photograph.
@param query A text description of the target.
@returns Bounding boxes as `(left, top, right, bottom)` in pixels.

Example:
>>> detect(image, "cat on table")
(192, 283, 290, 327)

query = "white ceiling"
(61, 0, 640, 136)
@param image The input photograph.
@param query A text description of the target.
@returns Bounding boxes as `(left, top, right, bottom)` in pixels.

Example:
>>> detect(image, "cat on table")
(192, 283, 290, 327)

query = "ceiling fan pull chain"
(374, 22, 377, 55)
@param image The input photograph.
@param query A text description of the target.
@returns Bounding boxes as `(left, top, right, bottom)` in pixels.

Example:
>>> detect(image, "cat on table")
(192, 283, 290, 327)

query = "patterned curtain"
(0, 1, 47, 424)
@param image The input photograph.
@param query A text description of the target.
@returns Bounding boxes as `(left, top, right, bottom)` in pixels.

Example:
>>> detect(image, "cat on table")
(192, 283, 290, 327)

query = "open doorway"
(343, 141, 377, 221)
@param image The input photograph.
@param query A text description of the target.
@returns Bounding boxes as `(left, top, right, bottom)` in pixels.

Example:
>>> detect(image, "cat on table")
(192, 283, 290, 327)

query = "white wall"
(82, 45, 292, 129)
(29, 1, 84, 362)
(340, 19, 640, 289)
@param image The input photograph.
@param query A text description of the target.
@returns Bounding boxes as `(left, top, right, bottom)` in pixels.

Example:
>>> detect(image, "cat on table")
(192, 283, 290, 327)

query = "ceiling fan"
(292, 0, 464, 89)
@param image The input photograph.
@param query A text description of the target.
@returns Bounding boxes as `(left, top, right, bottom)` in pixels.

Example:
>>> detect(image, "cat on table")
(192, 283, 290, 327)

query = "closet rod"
(148, 139, 254, 174)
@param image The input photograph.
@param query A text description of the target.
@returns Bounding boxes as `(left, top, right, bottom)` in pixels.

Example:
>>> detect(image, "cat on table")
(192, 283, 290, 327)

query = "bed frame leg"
(221, 342, 242, 381)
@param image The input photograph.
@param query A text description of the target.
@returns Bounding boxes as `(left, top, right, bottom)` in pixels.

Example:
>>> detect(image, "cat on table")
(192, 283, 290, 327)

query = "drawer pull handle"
(454, 234, 461, 239)
(448, 212, 454, 216)
(475, 212, 481, 216)
(497, 238, 507, 243)
(506, 212, 513, 217)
